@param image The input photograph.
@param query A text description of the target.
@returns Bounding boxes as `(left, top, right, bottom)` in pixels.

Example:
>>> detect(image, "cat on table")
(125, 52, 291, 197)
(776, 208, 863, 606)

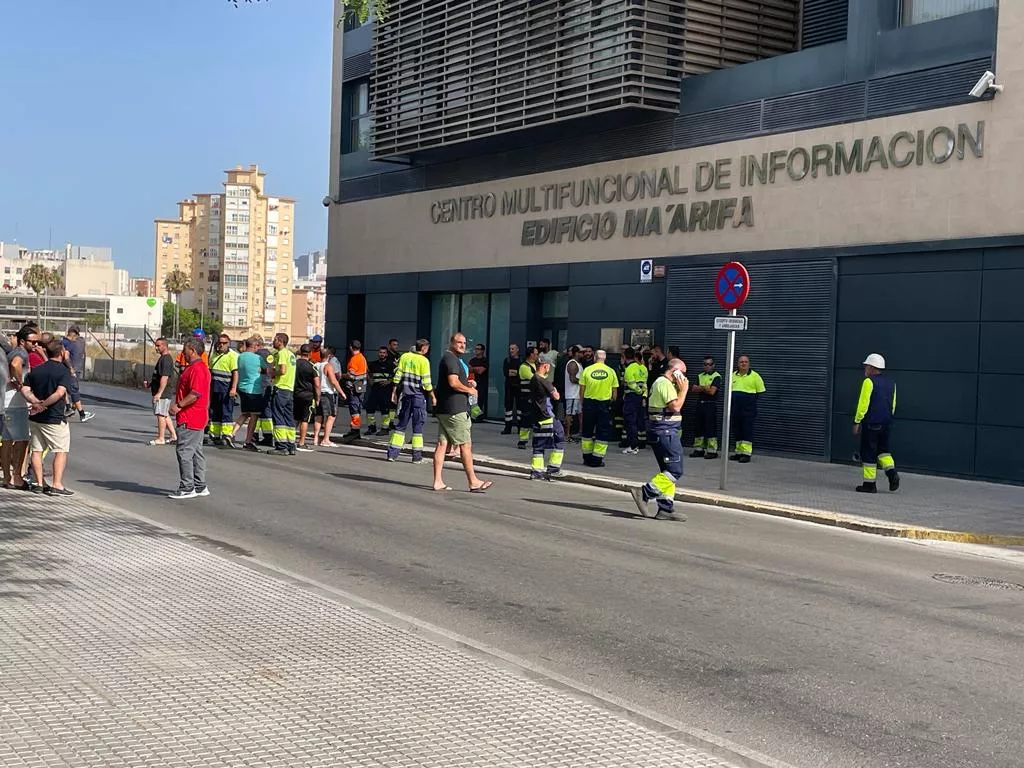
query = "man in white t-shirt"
(562, 345, 583, 442)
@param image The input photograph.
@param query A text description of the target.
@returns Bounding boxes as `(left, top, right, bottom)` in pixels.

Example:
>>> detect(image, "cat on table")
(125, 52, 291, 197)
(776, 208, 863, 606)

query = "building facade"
(0, 294, 163, 336)
(294, 250, 327, 282)
(290, 281, 326, 342)
(1, 242, 122, 296)
(326, 0, 1022, 483)
(153, 165, 296, 339)
(130, 277, 156, 297)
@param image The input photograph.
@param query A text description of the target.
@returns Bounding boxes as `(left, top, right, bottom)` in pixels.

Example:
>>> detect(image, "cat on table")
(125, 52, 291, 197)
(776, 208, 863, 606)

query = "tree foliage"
(161, 302, 223, 340)
(163, 268, 191, 298)
(22, 264, 60, 296)
(227, 0, 387, 24)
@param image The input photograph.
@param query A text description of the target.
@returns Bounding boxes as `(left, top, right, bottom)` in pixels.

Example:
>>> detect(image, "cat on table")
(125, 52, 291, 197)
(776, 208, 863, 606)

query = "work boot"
(517, 441, 527, 450)
(501, 426, 513, 435)
(737, 455, 751, 464)
(855, 482, 877, 494)
(530, 471, 548, 481)
(689, 449, 704, 458)
(704, 452, 719, 460)
(545, 467, 561, 480)
(729, 454, 742, 461)
(887, 469, 901, 492)
(365, 425, 378, 436)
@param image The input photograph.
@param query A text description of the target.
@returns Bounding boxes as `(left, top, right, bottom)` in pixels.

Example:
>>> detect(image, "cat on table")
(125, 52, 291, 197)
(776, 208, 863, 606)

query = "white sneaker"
(295, 446, 314, 453)
(168, 489, 197, 500)
(621, 447, 639, 455)
(194, 487, 211, 497)
(79, 412, 95, 423)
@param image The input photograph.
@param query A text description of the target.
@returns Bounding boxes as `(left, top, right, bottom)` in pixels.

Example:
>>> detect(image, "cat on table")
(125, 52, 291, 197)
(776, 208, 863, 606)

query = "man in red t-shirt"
(168, 338, 211, 500)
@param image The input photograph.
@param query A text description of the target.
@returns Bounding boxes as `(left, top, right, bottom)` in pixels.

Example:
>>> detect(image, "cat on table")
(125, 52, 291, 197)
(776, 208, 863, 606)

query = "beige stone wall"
(63, 260, 118, 297)
(330, 5, 1024, 278)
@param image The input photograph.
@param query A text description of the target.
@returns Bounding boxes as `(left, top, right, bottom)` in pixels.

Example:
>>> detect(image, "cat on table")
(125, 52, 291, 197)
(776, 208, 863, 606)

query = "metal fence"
(84, 325, 159, 387)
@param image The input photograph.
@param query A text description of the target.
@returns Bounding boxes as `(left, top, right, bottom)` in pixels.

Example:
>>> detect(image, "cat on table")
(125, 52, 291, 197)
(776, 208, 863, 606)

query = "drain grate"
(933, 573, 1024, 591)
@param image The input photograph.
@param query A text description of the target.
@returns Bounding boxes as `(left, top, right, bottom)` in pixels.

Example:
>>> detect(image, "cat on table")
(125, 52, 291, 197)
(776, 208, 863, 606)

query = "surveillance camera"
(970, 70, 1003, 99)
(322, 196, 332, 208)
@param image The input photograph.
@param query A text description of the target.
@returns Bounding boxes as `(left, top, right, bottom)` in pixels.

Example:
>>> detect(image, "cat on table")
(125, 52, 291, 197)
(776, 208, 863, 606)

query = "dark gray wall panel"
(977, 375, 1024, 428)
(839, 250, 982, 275)
(665, 259, 836, 457)
(569, 284, 665, 324)
(978, 323, 1024, 375)
(418, 270, 462, 293)
(346, 276, 367, 294)
(874, 10, 996, 77)
(834, 321, 980, 374)
(983, 246, 1024, 270)
(981, 270, 1024, 321)
(462, 268, 510, 291)
(568, 260, 646, 287)
(866, 57, 991, 117)
(829, 413, 976, 476)
(363, 321, 418, 350)
(833, 368, 978, 424)
(837, 271, 981, 322)
(364, 292, 419, 322)
(527, 264, 570, 288)
(975, 426, 1024, 482)
(365, 273, 418, 294)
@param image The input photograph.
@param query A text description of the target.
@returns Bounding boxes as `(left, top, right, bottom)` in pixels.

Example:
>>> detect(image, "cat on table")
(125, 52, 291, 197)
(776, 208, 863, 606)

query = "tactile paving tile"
(0, 492, 742, 768)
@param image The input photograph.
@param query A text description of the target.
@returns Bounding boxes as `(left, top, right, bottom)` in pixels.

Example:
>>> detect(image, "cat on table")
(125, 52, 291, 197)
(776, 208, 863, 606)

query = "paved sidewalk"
(0, 488, 770, 768)
(79, 381, 1024, 544)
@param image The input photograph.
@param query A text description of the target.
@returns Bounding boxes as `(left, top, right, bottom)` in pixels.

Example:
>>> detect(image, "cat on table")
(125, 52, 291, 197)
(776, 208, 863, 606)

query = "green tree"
(161, 303, 223, 340)
(228, 0, 388, 24)
(23, 264, 61, 326)
(163, 268, 192, 340)
(82, 313, 107, 330)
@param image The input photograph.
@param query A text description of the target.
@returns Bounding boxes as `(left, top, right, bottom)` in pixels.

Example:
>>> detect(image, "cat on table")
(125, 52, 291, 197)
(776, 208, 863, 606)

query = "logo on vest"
(590, 370, 610, 380)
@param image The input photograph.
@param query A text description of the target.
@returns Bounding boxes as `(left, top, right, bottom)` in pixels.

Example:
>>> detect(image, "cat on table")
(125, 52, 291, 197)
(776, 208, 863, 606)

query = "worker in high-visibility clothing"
(579, 349, 619, 467)
(854, 353, 900, 494)
(175, 328, 209, 374)
(365, 345, 396, 435)
(729, 354, 766, 463)
(620, 347, 648, 455)
(267, 332, 298, 455)
(208, 333, 239, 446)
(528, 358, 564, 480)
(517, 346, 539, 449)
(630, 358, 689, 520)
(690, 355, 721, 459)
(341, 340, 368, 441)
(387, 338, 436, 463)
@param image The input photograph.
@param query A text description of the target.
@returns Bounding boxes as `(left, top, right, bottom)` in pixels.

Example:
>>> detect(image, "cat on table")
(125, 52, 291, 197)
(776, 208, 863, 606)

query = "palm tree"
(22, 264, 61, 326)
(163, 268, 192, 340)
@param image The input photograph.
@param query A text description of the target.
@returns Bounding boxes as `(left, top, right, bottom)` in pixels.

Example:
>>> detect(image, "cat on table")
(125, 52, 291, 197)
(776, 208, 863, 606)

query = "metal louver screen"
(800, 0, 849, 49)
(681, 0, 800, 75)
(371, 0, 687, 159)
(664, 259, 837, 458)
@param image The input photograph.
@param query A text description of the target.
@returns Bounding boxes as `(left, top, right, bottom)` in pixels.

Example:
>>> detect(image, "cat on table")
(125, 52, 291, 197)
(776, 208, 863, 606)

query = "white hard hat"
(862, 353, 886, 370)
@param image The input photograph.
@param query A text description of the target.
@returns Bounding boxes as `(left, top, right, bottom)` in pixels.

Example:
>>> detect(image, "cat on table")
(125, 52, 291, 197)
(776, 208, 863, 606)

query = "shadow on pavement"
(77, 479, 171, 497)
(81, 435, 144, 444)
(521, 497, 642, 520)
(329, 471, 431, 492)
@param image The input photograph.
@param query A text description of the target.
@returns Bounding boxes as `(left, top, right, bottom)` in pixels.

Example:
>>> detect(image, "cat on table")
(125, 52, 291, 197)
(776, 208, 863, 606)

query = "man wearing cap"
(853, 353, 900, 493)
(308, 334, 323, 364)
(729, 354, 766, 463)
(176, 329, 209, 373)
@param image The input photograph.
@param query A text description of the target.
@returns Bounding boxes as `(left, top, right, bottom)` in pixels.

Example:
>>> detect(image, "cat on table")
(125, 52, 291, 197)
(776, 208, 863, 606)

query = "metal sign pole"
(720, 308, 737, 491)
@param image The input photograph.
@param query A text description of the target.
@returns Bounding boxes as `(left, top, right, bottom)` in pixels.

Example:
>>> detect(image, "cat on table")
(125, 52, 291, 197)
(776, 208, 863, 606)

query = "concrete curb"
(79, 387, 1024, 548)
(362, 438, 1024, 548)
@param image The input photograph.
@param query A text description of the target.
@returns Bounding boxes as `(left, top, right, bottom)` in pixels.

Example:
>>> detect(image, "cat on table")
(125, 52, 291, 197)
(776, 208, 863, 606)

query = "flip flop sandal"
(469, 481, 493, 493)
(433, 486, 453, 492)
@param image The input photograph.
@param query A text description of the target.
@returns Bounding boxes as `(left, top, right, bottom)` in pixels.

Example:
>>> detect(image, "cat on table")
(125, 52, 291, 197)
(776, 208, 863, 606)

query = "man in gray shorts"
(431, 332, 491, 493)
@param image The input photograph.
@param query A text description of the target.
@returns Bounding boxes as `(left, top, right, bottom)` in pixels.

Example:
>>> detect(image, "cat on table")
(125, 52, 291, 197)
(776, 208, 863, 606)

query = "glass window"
(349, 80, 372, 152)
(486, 293, 510, 420)
(901, 0, 993, 24)
(429, 294, 460, 376)
(541, 290, 569, 318)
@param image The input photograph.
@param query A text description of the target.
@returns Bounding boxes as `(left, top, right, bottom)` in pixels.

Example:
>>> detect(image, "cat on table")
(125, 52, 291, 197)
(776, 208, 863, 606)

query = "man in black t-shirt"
(21, 340, 75, 495)
(293, 344, 320, 450)
(146, 337, 178, 445)
(432, 333, 491, 493)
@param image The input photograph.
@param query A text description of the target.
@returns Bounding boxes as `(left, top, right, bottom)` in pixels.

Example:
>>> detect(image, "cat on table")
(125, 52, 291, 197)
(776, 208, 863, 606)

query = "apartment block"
(154, 165, 296, 339)
(290, 281, 326, 343)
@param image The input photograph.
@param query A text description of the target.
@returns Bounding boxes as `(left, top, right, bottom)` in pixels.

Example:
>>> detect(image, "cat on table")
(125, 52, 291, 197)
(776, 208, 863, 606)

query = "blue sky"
(1, 0, 332, 276)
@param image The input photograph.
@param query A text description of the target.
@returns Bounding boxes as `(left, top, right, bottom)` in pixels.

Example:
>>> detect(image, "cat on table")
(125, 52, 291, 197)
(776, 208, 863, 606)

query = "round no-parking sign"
(715, 262, 750, 311)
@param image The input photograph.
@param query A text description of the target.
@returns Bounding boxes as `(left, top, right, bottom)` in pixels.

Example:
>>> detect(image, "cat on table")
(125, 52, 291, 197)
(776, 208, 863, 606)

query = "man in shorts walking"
(147, 337, 177, 445)
(431, 333, 491, 493)
(21, 339, 76, 496)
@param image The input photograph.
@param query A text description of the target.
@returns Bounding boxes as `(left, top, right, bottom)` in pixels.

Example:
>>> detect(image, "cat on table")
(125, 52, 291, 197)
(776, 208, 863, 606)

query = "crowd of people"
(1, 323, 95, 495)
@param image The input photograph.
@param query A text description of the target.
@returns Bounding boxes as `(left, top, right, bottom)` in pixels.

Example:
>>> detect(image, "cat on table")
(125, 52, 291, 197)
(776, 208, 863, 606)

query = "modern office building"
(291, 280, 327, 343)
(326, 1, 1022, 482)
(154, 165, 297, 339)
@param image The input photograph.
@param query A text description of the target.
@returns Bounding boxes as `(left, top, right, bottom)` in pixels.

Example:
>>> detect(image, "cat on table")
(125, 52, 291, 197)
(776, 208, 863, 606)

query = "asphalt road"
(58, 401, 1024, 768)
